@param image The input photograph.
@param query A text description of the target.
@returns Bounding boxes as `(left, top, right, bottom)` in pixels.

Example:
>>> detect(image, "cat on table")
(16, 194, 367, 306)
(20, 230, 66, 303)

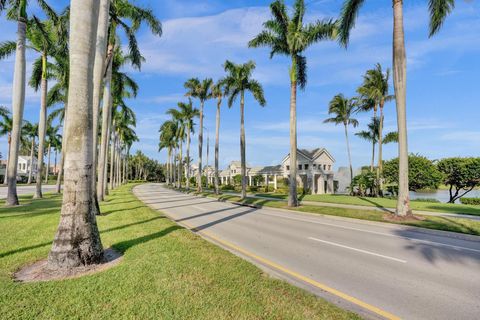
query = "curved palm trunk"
(288, 80, 298, 207)
(393, 0, 411, 216)
(56, 103, 68, 194)
(27, 138, 34, 184)
(240, 92, 247, 200)
(34, 55, 48, 199)
(6, 14, 27, 206)
(344, 124, 354, 194)
(48, 0, 103, 268)
(197, 101, 204, 192)
(97, 55, 113, 201)
(186, 125, 191, 190)
(44, 143, 51, 183)
(214, 99, 221, 194)
(92, 0, 110, 209)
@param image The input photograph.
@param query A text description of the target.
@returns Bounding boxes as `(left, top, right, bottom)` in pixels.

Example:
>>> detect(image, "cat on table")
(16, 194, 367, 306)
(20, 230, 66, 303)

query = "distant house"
(17, 155, 38, 177)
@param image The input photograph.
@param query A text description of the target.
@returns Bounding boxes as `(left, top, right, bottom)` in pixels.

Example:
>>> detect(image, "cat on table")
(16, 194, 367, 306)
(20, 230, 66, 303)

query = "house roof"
(282, 148, 335, 163)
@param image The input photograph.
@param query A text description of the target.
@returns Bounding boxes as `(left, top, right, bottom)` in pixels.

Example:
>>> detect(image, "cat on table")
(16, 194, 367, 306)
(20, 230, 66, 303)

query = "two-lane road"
(134, 184, 480, 320)
(0, 185, 58, 199)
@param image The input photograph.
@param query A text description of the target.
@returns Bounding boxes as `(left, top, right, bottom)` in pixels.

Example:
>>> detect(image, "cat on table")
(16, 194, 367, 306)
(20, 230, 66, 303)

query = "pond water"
(410, 189, 480, 204)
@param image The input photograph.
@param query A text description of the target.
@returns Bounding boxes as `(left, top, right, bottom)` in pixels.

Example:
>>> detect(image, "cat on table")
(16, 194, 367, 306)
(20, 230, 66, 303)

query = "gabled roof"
(282, 148, 335, 163)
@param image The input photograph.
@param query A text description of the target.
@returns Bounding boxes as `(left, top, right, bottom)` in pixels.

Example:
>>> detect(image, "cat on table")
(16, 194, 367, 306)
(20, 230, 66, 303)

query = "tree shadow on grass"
(358, 197, 394, 213)
(100, 206, 147, 216)
(113, 225, 182, 253)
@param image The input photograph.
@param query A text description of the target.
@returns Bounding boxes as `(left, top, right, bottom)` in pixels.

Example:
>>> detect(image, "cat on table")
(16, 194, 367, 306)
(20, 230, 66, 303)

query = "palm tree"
(323, 94, 358, 191)
(0, 0, 58, 205)
(44, 123, 61, 184)
(338, 0, 454, 216)
(184, 78, 213, 192)
(176, 100, 198, 190)
(357, 63, 394, 195)
(47, 0, 104, 269)
(167, 107, 187, 189)
(159, 120, 178, 186)
(223, 60, 266, 200)
(211, 81, 224, 194)
(249, 0, 336, 207)
(0, 108, 12, 185)
(23, 121, 38, 184)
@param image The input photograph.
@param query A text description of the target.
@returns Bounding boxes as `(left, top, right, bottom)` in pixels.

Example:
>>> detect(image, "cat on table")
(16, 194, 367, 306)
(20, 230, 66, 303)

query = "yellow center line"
(182, 219, 401, 320)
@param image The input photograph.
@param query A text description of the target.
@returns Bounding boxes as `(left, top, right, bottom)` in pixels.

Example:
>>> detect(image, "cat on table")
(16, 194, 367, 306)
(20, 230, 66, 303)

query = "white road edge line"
(308, 237, 407, 263)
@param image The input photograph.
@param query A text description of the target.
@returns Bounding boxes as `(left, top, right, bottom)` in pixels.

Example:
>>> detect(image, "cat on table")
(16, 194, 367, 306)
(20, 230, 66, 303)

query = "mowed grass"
(254, 193, 480, 216)
(196, 192, 480, 236)
(0, 184, 359, 320)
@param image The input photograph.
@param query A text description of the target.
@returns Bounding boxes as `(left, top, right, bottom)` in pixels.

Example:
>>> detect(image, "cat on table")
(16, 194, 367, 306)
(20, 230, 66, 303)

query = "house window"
(298, 164, 302, 170)
(286, 165, 290, 171)
(328, 165, 331, 170)
(313, 164, 316, 169)
(304, 164, 309, 170)
(323, 164, 326, 170)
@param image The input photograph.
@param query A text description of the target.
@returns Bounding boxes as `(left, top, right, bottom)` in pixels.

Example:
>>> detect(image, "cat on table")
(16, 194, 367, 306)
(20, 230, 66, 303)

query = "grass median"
(0, 183, 359, 320)
(193, 191, 480, 236)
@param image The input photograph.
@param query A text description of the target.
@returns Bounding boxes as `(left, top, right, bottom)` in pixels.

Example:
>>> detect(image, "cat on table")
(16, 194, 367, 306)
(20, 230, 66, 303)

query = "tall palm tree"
(323, 94, 358, 191)
(176, 99, 198, 190)
(357, 63, 394, 194)
(0, 108, 12, 185)
(249, 0, 336, 207)
(47, 0, 103, 269)
(167, 107, 187, 189)
(23, 121, 38, 184)
(44, 123, 61, 184)
(0, 0, 58, 205)
(211, 81, 224, 195)
(184, 78, 213, 192)
(338, 0, 454, 216)
(159, 120, 178, 186)
(223, 60, 266, 200)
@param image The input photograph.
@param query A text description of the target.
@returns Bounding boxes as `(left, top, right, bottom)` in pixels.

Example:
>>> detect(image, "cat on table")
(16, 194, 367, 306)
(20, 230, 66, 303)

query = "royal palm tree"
(47, 0, 104, 269)
(323, 94, 358, 191)
(339, 0, 454, 216)
(184, 78, 213, 192)
(357, 63, 394, 195)
(0, 0, 58, 205)
(23, 121, 38, 184)
(167, 107, 187, 188)
(249, 0, 336, 207)
(159, 120, 178, 186)
(44, 123, 61, 184)
(176, 100, 198, 190)
(223, 60, 266, 200)
(211, 81, 225, 194)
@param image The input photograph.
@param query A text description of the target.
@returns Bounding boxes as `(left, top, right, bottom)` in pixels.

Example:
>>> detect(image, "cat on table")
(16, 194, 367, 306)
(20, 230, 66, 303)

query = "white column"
(327, 174, 334, 194)
(273, 174, 277, 190)
(249, 175, 252, 186)
(264, 174, 268, 187)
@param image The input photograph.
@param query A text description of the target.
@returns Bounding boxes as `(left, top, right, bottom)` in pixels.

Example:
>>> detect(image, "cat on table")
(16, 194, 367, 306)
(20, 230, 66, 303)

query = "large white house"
(192, 148, 336, 194)
(17, 155, 38, 177)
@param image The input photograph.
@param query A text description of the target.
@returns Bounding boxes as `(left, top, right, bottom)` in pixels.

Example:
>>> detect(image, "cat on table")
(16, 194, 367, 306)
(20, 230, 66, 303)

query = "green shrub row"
(460, 197, 480, 205)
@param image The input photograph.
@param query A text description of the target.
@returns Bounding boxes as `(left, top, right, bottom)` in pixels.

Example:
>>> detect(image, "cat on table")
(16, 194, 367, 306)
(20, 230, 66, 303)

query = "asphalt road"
(0, 185, 58, 199)
(134, 183, 480, 320)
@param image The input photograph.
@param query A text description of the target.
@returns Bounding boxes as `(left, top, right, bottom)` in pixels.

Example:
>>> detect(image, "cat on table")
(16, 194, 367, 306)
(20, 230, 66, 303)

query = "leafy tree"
(351, 170, 376, 196)
(249, 0, 336, 207)
(383, 154, 442, 192)
(324, 94, 358, 190)
(223, 60, 266, 200)
(437, 157, 480, 203)
(338, 0, 455, 216)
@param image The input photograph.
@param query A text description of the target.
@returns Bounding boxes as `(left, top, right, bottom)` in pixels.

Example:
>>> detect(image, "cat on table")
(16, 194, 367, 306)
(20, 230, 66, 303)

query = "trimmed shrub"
(221, 184, 235, 191)
(460, 197, 480, 205)
(411, 198, 440, 203)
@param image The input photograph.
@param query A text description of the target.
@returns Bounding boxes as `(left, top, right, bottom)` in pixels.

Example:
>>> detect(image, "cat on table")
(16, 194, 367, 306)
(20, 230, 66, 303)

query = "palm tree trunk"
(240, 92, 247, 200)
(344, 124, 354, 194)
(178, 141, 183, 189)
(44, 143, 51, 184)
(392, 0, 411, 216)
(377, 103, 385, 196)
(109, 127, 116, 191)
(56, 102, 68, 194)
(3, 136, 9, 185)
(288, 79, 298, 207)
(96, 48, 113, 201)
(6, 11, 27, 206)
(186, 125, 191, 190)
(48, 0, 103, 268)
(370, 141, 375, 172)
(34, 55, 48, 199)
(166, 148, 171, 185)
(197, 101, 204, 192)
(27, 138, 34, 184)
(214, 99, 221, 195)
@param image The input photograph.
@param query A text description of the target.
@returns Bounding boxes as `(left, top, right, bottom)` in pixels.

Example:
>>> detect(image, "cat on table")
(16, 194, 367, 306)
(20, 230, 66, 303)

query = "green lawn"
(0, 184, 358, 320)
(196, 192, 480, 236)
(254, 193, 480, 216)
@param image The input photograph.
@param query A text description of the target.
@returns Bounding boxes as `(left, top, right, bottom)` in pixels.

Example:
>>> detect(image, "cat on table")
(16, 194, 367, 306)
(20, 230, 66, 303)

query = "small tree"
(437, 157, 480, 203)
(233, 174, 242, 186)
(383, 154, 442, 192)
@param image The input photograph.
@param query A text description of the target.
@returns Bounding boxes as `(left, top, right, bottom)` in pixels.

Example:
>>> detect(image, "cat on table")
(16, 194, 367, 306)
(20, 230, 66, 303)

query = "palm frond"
(429, 0, 454, 37)
(338, 0, 366, 46)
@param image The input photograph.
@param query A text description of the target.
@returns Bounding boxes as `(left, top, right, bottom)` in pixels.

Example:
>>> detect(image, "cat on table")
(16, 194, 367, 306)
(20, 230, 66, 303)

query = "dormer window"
(298, 164, 302, 170)
(313, 164, 316, 169)
(304, 164, 309, 170)
(323, 164, 326, 170)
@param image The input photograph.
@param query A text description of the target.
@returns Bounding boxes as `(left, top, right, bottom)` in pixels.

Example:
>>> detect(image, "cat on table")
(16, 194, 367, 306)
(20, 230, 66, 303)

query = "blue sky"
(0, 0, 479, 170)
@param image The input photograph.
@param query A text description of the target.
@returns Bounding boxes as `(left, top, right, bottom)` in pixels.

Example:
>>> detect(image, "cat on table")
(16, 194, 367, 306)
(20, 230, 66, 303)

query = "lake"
(410, 189, 480, 204)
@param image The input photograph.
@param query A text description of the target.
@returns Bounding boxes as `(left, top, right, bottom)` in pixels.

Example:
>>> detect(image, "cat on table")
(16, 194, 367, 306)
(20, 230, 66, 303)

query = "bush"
(221, 184, 235, 191)
(248, 186, 259, 192)
(411, 198, 440, 203)
(460, 197, 480, 205)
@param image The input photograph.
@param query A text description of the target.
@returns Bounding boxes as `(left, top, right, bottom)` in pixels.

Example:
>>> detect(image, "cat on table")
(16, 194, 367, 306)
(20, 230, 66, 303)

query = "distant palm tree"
(166, 107, 187, 188)
(184, 78, 213, 192)
(177, 100, 198, 190)
(357, 63, 394, 194)
(159, 120, 178, 186)
(338, 0, 455, 216)
(324, 94, 358, 191)
(223, 60, 266, 200)
(211, 81, 225, 194)
(44, 123, 61, 184)
(249, 0, 336, 207)
(23, 121, 38, 184)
